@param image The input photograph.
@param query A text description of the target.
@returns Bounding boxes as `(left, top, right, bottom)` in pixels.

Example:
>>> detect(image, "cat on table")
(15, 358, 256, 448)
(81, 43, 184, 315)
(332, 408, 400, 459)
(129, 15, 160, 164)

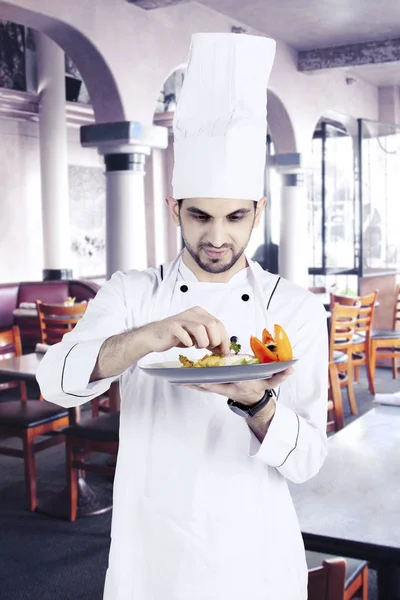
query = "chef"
(37, 32, 328, 600)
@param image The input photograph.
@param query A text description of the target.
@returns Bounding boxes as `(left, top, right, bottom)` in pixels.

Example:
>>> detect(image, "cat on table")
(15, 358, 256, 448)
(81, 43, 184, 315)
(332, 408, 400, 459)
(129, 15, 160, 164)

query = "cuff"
(249, 402, 300, 467)
(61, 338, 118, 398)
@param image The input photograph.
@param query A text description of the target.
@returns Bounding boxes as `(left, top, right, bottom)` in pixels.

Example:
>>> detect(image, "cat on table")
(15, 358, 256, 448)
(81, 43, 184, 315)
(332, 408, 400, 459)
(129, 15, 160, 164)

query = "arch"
(153, 64, 186, 117)
(0, 2, 124, 123)
(266, 90, 297, 154)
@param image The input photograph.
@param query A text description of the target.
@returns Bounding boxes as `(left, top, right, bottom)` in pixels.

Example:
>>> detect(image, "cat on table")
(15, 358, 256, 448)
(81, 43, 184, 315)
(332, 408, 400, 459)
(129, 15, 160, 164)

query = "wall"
(0, 120, 103, 283)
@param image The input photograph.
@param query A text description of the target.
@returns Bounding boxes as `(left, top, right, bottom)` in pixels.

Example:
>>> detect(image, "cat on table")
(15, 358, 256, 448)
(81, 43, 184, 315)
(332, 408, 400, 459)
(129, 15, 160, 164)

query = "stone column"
(35, 32, 72, 280)
(278, 169, 309, 288)
(81, 122, 168, 277)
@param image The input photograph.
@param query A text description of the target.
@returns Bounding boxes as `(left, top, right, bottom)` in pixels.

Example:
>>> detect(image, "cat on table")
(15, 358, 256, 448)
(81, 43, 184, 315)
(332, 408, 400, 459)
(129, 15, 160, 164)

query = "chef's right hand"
(143, 307, 231, 355)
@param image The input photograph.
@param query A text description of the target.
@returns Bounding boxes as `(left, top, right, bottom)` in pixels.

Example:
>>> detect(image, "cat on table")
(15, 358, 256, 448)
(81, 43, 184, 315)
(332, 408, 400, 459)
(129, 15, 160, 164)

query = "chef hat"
(172, 33, 276, 201)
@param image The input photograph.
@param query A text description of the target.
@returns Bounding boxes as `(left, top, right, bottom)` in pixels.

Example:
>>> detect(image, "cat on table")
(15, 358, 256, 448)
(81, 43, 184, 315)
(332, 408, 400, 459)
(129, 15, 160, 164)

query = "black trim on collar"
(267, 277, 281, 310)
(160, 265, 164, 281)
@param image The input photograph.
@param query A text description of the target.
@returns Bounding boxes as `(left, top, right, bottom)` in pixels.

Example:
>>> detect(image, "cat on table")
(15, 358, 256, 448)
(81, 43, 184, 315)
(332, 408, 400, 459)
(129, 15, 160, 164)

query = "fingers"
(170, 323, 194, 348)
(177, 316, 230, 354)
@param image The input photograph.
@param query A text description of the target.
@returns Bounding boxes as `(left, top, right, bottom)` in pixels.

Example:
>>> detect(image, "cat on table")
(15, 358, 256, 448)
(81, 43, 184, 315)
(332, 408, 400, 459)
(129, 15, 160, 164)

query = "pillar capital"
(80, 121, 168, 157)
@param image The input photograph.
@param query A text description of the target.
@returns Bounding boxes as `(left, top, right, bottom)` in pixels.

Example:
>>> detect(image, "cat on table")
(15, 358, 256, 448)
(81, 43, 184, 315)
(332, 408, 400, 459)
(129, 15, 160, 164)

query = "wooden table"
(290, 406, 400, 599)
(0, 352, 114, 519)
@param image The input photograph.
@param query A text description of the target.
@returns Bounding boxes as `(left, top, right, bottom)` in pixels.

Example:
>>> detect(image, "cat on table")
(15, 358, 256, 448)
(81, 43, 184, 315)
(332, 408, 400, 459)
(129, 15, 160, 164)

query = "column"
(104, 153, 148, 275)
(80, 122, 168, 278)
(144, 148, 169, 268)
(378, 86, 400, 125)
(278, 169, 309, 288)
(35, 33, 72, 280)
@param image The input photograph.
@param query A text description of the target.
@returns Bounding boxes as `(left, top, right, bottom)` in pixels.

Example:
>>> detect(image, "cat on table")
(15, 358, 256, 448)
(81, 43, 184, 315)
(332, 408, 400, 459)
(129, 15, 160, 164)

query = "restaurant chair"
(308, 556, 346, 600)
(36, 300, 109, 416)
(329, 304, 360, 415)
(330, 292, 378, 392)
(327, 361, 344, 433)
(369, 284, 400, 394)
(0, 326, 69, 510)
(64, 410, 120, 521)
(307, 551, 368, 600)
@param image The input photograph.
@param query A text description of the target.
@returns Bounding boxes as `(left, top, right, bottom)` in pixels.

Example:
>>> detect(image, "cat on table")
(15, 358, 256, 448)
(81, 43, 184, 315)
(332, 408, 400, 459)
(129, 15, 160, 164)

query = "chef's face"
(167, 197, 265, 274)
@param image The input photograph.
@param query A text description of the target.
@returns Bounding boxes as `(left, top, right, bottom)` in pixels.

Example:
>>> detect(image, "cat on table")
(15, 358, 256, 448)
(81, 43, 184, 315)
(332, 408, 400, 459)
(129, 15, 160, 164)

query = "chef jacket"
(36, 254, 328, 600)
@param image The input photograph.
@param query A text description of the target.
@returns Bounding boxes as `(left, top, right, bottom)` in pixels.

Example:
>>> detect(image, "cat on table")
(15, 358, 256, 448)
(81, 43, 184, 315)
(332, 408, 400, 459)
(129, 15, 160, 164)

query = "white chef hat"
(172, 33, 276, 201)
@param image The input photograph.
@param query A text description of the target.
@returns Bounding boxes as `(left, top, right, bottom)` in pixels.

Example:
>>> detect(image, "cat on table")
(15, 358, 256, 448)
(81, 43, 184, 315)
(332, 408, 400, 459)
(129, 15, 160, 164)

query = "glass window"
(359, 119, 400, 275)
(309, 122, 357, 275)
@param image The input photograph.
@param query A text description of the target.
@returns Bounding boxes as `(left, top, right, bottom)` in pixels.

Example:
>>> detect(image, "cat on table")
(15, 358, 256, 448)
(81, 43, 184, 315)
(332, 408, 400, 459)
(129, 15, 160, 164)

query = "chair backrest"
(329, 293, 357, 311)
(327, 361, 344, 433)
(330, 291, 377, 340)
(36, 301, 87, 345)
(0, 325, 22, 359)
(394, 285, 400, 331)
(309, 286, 327, 294)
(0, 326, 27, 400)
(329, 304, 360, 361)
(354, 291, 378, 339)
(308, 557, 346, 600)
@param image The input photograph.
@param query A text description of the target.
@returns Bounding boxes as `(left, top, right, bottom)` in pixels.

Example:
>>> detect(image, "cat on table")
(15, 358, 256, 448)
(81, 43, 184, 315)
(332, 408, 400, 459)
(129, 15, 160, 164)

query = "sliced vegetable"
(274, 324, 293, 361)
(250, 336, 278, 364)
(262, 327, 275, 346)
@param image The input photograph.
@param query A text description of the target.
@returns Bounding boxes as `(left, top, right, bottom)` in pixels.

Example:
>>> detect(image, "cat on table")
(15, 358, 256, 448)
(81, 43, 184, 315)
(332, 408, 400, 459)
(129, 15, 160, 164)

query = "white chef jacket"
(36, 255, 328, 600)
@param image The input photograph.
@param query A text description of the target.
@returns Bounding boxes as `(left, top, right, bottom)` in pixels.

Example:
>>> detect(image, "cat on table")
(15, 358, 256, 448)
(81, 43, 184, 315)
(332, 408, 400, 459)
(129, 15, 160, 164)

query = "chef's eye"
(193, 215, 210, 222)
(227, 214, 244, 222)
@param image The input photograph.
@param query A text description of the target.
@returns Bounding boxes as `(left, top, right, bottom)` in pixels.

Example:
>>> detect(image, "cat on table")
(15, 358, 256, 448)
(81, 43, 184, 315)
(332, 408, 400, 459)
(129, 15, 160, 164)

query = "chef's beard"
(181, 229, 253, 274)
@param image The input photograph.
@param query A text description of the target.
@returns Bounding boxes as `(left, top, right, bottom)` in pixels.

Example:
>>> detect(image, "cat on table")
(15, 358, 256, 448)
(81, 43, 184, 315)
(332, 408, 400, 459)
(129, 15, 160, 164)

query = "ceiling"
(200, 0, 400, 51)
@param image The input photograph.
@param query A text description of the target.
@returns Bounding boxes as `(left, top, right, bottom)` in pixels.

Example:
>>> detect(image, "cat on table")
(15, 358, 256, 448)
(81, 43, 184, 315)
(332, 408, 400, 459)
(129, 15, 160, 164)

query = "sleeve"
(249, 297, 329, 484)
(36, 271, 130, 408)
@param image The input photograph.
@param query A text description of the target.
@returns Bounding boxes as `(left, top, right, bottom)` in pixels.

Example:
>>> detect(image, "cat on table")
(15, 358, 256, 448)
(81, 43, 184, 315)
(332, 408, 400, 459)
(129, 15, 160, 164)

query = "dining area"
(0, 280, 399, 599)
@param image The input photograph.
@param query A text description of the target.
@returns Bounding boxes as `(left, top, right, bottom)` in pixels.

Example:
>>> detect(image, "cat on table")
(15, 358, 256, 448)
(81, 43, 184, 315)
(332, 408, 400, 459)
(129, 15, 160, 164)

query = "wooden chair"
(64, 411, 119, 521)
(327, 361, 344, 433)
(0, 326, 69, 510)
(369, 284, 400, 394)
(0, 326, 27, 401)
(308, 556, 347, 600)
(330, 292, 377, 391)
(36, 300, 87, 345)
(307, 552, 368, 600)
(329, 304, 360, 415)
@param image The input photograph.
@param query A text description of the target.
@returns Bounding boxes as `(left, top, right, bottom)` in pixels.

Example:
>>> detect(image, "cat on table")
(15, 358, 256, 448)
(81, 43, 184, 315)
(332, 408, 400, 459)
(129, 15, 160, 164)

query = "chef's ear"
(254, 197, 266, 228)
(166, 196, 180, 226)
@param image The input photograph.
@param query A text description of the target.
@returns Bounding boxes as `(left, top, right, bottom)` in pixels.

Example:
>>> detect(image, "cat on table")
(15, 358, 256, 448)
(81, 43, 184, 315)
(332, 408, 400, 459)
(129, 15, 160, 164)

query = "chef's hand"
(182, 367, 294, 405)
(143, 307, 231, 355)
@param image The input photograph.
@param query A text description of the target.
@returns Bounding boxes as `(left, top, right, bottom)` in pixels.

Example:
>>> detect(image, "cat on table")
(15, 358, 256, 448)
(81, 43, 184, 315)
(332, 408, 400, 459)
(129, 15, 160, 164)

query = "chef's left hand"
(181, 367, 294, 405)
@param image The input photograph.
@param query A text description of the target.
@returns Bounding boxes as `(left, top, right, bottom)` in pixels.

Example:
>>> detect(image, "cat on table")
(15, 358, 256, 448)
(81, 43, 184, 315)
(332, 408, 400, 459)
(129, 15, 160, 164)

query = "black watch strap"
(227, 389, 275, 418)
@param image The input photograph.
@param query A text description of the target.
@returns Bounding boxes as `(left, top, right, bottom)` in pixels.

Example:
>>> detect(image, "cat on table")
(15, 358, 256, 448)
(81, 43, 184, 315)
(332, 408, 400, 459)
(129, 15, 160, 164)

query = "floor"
(0, 367, 399, 599)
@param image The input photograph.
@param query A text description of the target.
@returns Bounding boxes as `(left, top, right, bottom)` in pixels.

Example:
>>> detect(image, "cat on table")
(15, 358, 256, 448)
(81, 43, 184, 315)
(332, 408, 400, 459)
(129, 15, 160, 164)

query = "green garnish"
(230, 340, 242, 355)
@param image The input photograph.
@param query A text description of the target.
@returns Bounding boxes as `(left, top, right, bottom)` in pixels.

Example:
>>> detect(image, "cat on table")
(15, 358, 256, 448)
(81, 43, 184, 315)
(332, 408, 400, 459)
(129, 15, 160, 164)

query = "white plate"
(140, 359, 298, 384)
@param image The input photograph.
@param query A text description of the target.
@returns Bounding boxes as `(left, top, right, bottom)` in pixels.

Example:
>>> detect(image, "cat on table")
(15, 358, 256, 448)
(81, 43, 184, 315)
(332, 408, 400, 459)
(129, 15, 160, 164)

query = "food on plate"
(251, 325, 293, 363)
(179, 326, 293, 368)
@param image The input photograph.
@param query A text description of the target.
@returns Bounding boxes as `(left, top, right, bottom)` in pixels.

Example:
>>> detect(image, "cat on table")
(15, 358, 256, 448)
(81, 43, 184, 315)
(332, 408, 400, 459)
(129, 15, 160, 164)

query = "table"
(290, 406, 400, 599)
(0, 352, 114, 519)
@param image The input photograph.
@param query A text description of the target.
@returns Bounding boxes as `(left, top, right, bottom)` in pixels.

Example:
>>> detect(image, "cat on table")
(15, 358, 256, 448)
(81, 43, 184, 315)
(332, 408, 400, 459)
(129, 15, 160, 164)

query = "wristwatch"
(227, 389, 275, 418)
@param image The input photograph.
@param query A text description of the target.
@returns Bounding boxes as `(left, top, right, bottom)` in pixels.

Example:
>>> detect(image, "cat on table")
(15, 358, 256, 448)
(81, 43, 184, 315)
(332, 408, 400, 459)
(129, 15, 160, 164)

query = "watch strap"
(227, 388, 275, 418)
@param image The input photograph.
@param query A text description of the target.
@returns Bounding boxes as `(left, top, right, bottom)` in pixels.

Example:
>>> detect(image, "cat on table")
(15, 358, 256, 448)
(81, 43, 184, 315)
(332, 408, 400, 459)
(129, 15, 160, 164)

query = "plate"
(140, 359, 298, 384)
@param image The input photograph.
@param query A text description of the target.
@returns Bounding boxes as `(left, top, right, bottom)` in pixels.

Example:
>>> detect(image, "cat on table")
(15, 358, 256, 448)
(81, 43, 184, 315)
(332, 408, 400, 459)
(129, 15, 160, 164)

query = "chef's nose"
(208, 219, 226, 248)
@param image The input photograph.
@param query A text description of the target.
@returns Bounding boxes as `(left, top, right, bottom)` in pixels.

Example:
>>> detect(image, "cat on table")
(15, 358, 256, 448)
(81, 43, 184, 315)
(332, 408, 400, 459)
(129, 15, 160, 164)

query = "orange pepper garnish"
(274, 324, 293, 361)
(250, 336, 278, 364)
(262, 327, 275, 346)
